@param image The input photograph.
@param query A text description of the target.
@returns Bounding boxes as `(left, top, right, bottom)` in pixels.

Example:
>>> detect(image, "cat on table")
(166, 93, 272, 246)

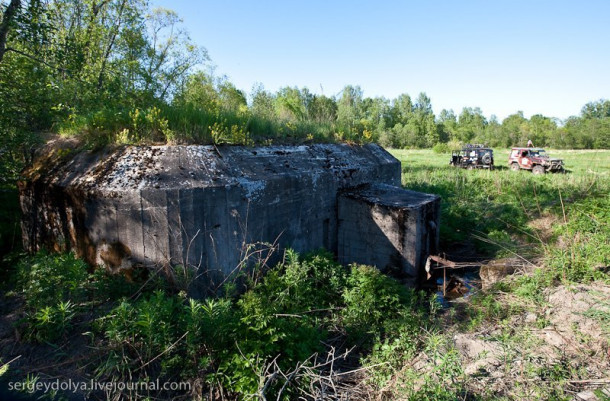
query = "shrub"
(216, 250, 346, 395)
(127, 106, 174, 144)
(342, 264, 414, 337)
(97, 290, 184, 378)
(26, 300, 76, 343)
(16, 252, 88, 310)
(432, 142, 450, 154)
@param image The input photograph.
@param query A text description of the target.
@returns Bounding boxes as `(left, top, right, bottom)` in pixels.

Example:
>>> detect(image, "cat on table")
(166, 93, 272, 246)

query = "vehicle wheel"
(467, 164, 474, 170)
(482, 154, 492, 165)
(532, 165, 545, 175)
(510, 163, 520, 171)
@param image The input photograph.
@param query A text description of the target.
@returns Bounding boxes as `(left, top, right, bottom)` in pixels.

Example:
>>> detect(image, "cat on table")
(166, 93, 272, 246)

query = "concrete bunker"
(19, 143, 440, 295)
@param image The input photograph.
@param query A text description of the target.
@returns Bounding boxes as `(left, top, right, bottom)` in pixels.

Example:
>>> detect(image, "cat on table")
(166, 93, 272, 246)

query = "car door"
(519, 150, 531, 168)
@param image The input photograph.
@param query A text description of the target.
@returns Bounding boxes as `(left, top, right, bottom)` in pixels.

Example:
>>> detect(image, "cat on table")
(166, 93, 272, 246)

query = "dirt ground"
(453, 283, 610, 400)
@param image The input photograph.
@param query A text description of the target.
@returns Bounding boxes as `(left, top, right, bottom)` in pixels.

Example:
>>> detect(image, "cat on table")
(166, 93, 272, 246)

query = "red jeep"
(509, 148, 564, 174)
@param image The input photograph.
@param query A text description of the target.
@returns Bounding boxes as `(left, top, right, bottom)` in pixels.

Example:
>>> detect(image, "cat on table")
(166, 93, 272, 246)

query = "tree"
(250, 83, 275, 119)
(481, 115, 503, 147)
(174, 70, 220, 112)
(141, 7, 208, 101)
(218, 79, 247, 113)
(438, 109, 457, 142)
(0, 0, 21, 63)
(308, 94, 337, 125)
(457, 107, 487, 143)
(529, 114, 556, 147)
(414, 92, 433, 115)
(274, 86, 308, 121)
(581, 99, 610, 119)
(337, 85, 363, 136)
(413, 92, 437, 147)
(390, 94, 413, 126)
(501, 112, 529, 147)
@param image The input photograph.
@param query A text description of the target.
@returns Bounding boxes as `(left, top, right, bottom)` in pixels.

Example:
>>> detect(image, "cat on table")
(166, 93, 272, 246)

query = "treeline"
(1, 0, 609, 182)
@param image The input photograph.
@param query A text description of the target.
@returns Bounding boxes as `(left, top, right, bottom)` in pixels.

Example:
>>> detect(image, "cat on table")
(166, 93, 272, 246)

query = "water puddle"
(421, 255, 482, 307)
(433, 268, 481, 307)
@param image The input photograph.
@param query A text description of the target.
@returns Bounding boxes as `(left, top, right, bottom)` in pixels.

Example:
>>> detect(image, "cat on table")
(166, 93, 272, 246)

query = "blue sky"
(153, 0, 610, 121)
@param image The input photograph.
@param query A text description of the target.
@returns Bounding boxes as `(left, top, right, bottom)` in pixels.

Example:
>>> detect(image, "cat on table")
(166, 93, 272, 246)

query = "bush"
(16, 252, 88, 310)
(216, 250, 345, 395)
(14, 252, 88, 343)
(342, 264, 414, 336)
(26, 300, 76, 343)
(432, 142, 450, 154)
(97, 290, 186, 379)
(9, 248, 445, 399)
(92, 250, 437, 398)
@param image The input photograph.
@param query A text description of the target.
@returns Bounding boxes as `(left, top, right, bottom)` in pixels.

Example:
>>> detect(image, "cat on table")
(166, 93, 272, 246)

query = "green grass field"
(390, 148, 610, 175)
(388, 149, 609, 265)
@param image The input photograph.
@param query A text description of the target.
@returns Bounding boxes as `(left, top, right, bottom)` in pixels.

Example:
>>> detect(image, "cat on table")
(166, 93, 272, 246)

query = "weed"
(0, 359, 9, 377)
(583, 303, 610, 339)
(342, 264, 416, 337)
(16, 252, 88, 310)
(392, 332, 465, 401)
(462, 292, 509, 330)
(25, 300, 76, 343)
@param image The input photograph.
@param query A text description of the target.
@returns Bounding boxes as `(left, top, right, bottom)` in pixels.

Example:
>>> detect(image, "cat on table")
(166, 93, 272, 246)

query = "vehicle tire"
(532, 165, 545, 175)
(510, 163, 520, 171)
(467, 164, 475, 170)
(482, 154, 492, 165)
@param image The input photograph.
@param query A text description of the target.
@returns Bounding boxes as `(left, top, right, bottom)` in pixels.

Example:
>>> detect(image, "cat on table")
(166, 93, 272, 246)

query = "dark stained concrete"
(20, 143, 440, 295)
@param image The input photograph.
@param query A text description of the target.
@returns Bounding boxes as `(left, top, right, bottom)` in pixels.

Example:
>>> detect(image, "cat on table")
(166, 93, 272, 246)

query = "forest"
(1, 0, 609, 185)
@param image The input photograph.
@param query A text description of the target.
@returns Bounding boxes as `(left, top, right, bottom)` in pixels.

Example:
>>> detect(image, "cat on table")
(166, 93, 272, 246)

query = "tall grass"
(153, 103, 340, 145)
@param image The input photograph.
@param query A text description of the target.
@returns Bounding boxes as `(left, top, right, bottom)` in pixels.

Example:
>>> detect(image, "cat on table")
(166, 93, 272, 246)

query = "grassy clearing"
(390, 148, 609, 259)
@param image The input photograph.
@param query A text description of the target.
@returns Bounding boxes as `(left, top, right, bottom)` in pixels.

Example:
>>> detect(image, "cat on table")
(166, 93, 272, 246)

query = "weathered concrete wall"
(338, 184, 440, 285)
(21, 143, 426, 294)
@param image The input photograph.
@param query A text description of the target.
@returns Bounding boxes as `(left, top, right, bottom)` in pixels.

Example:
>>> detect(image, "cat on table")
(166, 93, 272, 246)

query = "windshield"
(530, 150, 547, 157)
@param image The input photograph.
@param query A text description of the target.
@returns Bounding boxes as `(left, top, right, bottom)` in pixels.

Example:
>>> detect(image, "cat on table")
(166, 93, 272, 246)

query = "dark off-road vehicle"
(450, 144, 494, 170)
(509, 147, 564, 174)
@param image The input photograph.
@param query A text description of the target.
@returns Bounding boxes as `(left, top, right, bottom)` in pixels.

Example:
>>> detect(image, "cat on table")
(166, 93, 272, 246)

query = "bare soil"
(453, 283, 610, 399)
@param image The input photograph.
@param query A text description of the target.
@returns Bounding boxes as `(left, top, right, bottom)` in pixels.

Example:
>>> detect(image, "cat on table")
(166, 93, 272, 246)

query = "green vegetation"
(0, 0, 609, 191)
(4, 249, 444, 399)
(388, 149, 610, 399)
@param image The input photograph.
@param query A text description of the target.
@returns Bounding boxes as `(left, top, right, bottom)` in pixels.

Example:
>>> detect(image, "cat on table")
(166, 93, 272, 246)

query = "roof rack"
(464, 143, 488, 148)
